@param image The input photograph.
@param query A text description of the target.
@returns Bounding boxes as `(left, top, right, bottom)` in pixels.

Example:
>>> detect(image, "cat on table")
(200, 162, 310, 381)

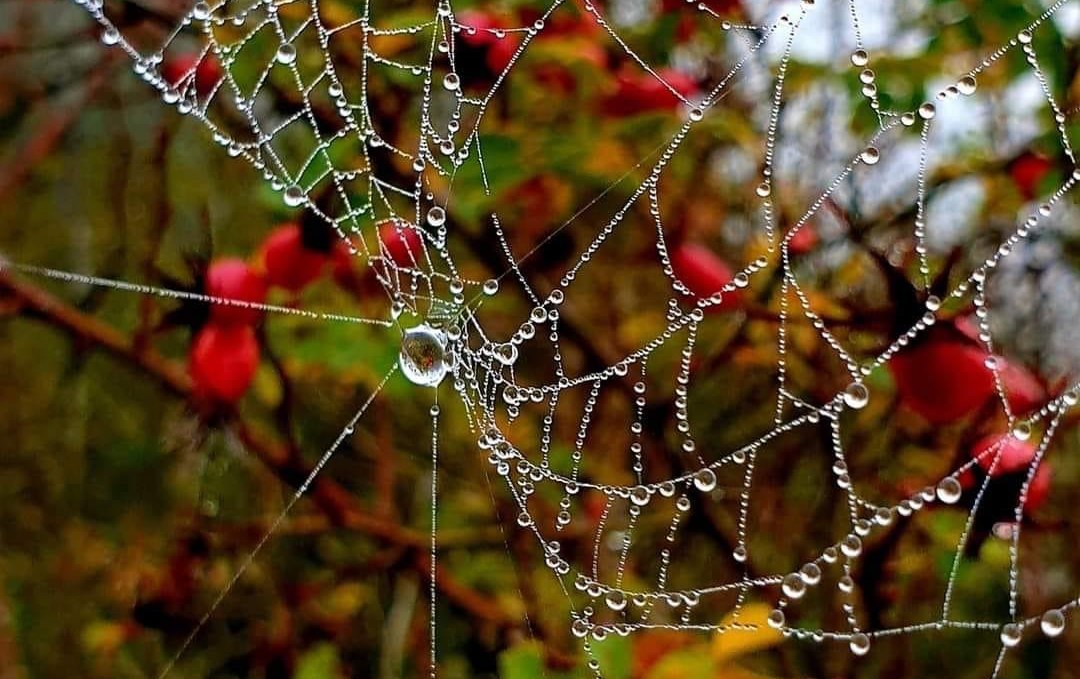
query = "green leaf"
(294, 642, 343, 679)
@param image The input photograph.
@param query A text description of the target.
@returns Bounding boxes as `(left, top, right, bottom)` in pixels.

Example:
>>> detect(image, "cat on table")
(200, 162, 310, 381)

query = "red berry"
(161, 52, 223, 99)
(670, 243, 740, 312)
(1025, 463, 1052, 513)
(787, 223, 820, 255)
(1009, 152, 1052, 200)
(260, 224, 328, 292)
(378, 219, 424, 268)
(189, 324, 260, 403)
(330, 240, 360, 289)
(998, 359, 1045, 415)
(603, 67, 699, 117)
(970, 434, 1037, 476)
(204, 258, 267, 325)
(889, 340, 995, 423)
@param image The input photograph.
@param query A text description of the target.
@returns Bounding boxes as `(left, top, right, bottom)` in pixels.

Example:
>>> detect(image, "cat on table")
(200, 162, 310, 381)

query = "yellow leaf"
(711, 603, 784, 664)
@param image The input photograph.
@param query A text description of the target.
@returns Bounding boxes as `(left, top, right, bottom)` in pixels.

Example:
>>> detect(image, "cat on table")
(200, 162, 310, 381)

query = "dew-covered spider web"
(7, 0, 1080, 677)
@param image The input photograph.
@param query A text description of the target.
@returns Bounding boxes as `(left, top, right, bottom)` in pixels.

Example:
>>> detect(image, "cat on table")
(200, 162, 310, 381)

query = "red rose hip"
(189, 324, 261, 403)
(204, 258, 267, 325)
(260, 223, 328, 292)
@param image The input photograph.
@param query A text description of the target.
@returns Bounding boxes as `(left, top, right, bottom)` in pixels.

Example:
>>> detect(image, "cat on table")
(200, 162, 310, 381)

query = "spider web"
(12, 0, 1080, 676)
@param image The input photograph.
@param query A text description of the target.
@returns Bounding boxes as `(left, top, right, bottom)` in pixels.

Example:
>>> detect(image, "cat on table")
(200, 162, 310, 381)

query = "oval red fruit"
(204, 258, 267, 325)
(1009, 152, 1052, 201)
(378, 219, 424, 268)
(161, 52, 223, 99)
(1024, 463, 1052, 514)
(261, 224, 328, 292)
(603, 68, 699, 118)
(998, 359, 1045, 415)
(889, 340, 995, 423)
(670, 243, 740, 312)
(189, 324, 260, 403)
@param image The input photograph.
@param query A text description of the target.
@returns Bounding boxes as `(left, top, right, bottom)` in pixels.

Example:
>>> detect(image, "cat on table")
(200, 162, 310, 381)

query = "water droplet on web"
(605, 590, 627, 611)
(400, 324, 450, 387)
(1017, 30, 1032, 44)
(850, 49, 869, 66)
(276, 43, 297, 65)
(482, 279, 499, 295)
(494, 343, 518, 366)
(1000, 623, 1022, 647)
(426, 206, 446, 227)
(756, 182, 772, 197)
(849, 633, 871, 656)
(918, 102, 936, 120)
(936, 477, 963, 504)
(283, 185, 305, 207)
(192, 1, 210, 20)
(860, 147, 880, 165)
(767, 608, 786, 628)
(629, 486, 651, 506)
(1041, 610, 1066, 637)
(693, 468, 717, 492)
(1012, 422, 1032, 441)
(101, 27, 120, 45)
(843, 382, 869, 409)
(957, 75, 977, 95)
(800, 563, 821, 585)
(782, 573, 807, 599)
(732, 546, 747, 562)
(688, 107, 704, 122)
(443, 73, 460, 91)
(840, 534, 862, 557)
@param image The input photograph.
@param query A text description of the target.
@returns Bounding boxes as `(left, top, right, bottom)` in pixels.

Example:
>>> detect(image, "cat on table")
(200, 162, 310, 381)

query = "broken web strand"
(157, 362, 397, 679)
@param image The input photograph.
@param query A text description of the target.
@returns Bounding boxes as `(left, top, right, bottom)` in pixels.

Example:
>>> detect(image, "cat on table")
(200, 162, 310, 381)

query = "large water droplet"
(850, 49, 869, 66)
(843, 382, 870, 409)
(767, 608, 786, 629)
(1041, 609, 1065, 637)
(443, 73, 460, 91)
(693, 468, 717, 492)
(283, 185, 305, 207)
(400, 324, 450, 387)
(860, 147, 880, 165)
(1000, 623, 1022, 648)
(782, 573, 807, 599)
(936, 477, 963, 504)
(849, 633, 871, 656)
(427, 206, 446, 227)
(276, 43, 297, 65)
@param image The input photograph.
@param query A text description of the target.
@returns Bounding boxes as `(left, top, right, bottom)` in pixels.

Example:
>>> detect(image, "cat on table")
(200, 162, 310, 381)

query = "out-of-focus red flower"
(602, 67, 699, 117)
(670, 243, 740, 312)
(189, 324, 260, 403)
(204, 258, 267, 326)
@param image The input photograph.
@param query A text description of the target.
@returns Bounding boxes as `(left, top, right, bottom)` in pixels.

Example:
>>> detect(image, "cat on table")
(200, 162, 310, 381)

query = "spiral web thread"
(35, 0, 1080, 676)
